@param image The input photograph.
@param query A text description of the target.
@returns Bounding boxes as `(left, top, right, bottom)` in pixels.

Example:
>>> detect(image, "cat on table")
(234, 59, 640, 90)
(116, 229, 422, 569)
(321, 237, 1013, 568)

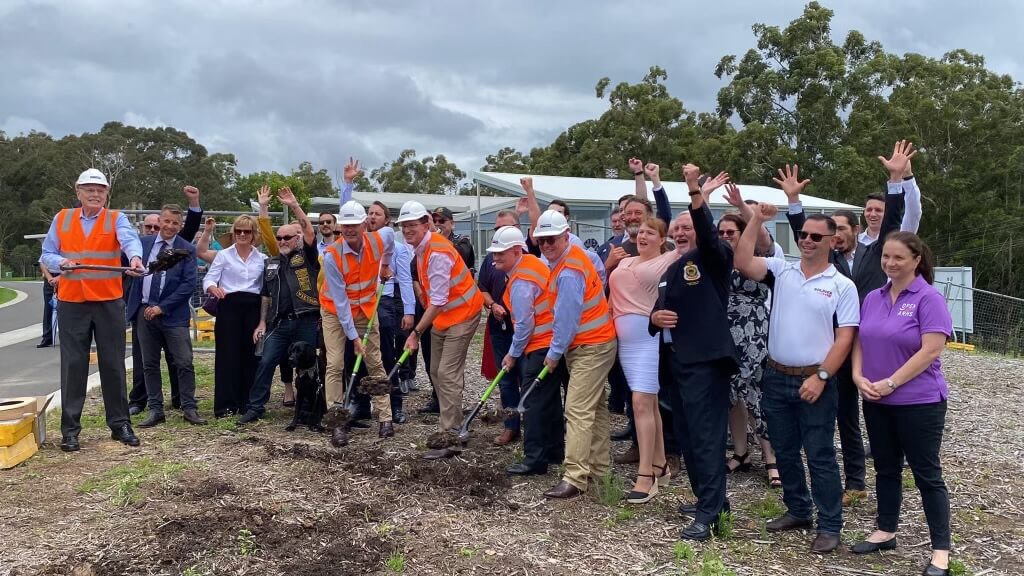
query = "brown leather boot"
(493, 429, 520, 446)
(379, 422, 395, 438)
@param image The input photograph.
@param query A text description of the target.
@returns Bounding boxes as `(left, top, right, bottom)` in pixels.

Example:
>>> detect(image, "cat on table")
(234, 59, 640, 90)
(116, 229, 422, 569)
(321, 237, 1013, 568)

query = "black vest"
(264, 251, 319, 326)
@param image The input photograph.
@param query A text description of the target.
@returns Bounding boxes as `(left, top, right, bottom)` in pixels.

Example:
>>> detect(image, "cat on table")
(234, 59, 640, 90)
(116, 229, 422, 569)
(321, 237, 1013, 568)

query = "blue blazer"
(127, 235, 197, 327)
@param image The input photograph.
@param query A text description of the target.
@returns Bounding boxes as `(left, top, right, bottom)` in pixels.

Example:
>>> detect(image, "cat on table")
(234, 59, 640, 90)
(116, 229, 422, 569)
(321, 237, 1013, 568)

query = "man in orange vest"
(489, 226, 566, 476)
(321, 200, 395, 445)
(532, 209, 618, 498)
(396, 201, 484, 460)
(40, 168, 147, 452)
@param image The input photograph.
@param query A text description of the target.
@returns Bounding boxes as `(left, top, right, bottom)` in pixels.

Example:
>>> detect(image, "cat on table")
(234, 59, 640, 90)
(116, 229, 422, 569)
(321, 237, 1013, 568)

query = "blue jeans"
(248, 316, 318, 415)
(489, 328, 521, 431)
(761, 365, 843, 535)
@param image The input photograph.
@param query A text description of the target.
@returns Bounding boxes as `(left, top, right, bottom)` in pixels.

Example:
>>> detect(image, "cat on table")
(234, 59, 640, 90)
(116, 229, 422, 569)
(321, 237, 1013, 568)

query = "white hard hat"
(76, 168, 109, 188)
(337, 200, 367, 225)
(486, 226, 527, 253)
(395, 201, 429, 223)
(532, 210, 570, 237)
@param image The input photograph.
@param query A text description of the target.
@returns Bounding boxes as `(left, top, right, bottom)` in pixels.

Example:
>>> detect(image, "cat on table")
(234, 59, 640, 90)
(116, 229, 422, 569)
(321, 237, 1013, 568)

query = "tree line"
(2, 2, 1022, 295)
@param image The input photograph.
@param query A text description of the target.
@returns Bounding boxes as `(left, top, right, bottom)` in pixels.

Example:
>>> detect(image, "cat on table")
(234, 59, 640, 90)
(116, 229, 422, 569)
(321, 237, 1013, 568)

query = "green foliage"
(748, 495, 784, 520)
(0, 287, 16, 306)
(7, 244, 38, 277)
(77, 458, 188, 506)
(594, 474, 625, 507)
(714, 511, 735, 540)
(236, 528, 258, 556)
(948, 558, 971, 576)
(698, 550, 736, 576)
(367, 149, 465, 195)
(672, 541, 695, 563)
(385, 550, 406, 573)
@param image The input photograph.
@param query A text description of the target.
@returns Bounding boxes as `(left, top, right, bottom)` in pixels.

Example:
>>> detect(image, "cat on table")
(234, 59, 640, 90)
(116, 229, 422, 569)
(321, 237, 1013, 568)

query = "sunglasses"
(318, 221, 333, 226)
(535, 236, 559, 246)
(275, 234, 297, 242)
(717, 229, 738, 238)
(797, 231, 835, 242)
(234, 229, 253, 235)
(143, 224, 160, 231)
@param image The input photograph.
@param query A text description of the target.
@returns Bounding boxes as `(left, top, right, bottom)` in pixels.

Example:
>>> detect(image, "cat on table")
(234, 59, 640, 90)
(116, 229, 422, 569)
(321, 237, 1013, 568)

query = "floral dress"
(727, 269, 770, 439)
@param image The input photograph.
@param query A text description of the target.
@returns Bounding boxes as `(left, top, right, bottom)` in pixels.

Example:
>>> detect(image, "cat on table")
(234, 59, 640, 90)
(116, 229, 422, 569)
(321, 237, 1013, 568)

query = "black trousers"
(378, 295, 404, 414)
(863, 400, 950, 550)
(520, 349, 566, 469)
(40, 277, 57, 345)
(58, 299, 130, 437)
(414, 301, 436, 405)
(669, 355, 730, 525)
(136, 310, 197, 412)
(607, 358, 629, 412)
(213, 292, 260, 417)
(836, 360, 867, 490)
(129, 317, 180, 409)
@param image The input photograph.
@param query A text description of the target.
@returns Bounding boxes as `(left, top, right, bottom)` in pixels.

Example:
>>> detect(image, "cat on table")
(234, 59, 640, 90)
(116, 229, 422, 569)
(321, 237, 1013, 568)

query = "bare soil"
(1, 342, 1021, 575)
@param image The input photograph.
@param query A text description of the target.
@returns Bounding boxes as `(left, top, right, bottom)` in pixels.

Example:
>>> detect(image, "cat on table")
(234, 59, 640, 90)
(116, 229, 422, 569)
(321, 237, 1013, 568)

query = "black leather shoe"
(766, 514, 813, 532)
(60, 436, 80, 452)
(811, 533, 841, 554)
(416, 400, 440, 414)
(138, 412, 165, 428)
(610, 426, 633, 441)
(392, 410, 407, 424)
(330, 427, 349, 447)
(111, 424, 140, 447)
(182, 409, 207, 425)
(678, 503, 697, 516)
(850, 537, 897, 554)
(236, 410, 261, 425)
(506, 462, 548, 476)
(349, 419, 371, 429)
(543, 480, 583, 499)
(379, 422, 395, 438)
(922, 564, 949, 576)
(680, 520, 713, 541)
(37, 341, 53, 348)
(128, 405, 144, 416)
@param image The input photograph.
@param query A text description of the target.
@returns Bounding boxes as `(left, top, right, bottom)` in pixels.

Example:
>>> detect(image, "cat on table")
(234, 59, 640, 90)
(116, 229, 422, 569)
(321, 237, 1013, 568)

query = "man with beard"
(237, 188, 320, 424)
(317, 211, 337, 256)
(432, 207, 475, 275)
(596, 207, 626, 265)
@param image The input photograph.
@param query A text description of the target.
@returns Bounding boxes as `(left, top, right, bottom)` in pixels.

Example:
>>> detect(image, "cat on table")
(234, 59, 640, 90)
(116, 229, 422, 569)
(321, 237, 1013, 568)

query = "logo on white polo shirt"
(898, 302, 917, 317)
(813, 287, 833, 298)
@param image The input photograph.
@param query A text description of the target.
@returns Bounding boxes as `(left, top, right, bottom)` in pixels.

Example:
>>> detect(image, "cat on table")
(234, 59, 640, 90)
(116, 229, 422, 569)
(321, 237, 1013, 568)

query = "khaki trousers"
(322, 309, 392, 422)
(430, 314, 481, 431)
(562, 338, 618, 490)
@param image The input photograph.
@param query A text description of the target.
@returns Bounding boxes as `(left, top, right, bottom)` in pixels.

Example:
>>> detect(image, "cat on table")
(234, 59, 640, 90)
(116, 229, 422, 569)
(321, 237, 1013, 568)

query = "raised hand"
(682, 164, 701, 186)
(183, 185, 200, 207)
(878, 140, 917, 181)
(724, 183, 745, 208)
(277, 186, 298, 207)
(257, 185, 272, 207)
(628, 157, 644, 174)
(343, 157, 362, 183)
(701, 171, 730, 198)
(520, 176, 534, 193)
(644, 162, 660, 181)
(772, 164, 811, 202)
(515, 197, 530, 214)
(203, 217, 216, 235)
(755, 202, 778, 221)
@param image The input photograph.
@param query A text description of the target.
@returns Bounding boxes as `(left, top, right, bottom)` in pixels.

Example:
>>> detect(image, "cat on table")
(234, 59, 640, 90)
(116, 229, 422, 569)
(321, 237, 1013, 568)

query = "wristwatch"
(817, 369, 831, 381)
(413, 328, 422, 338)
(886, 378, 895, 390)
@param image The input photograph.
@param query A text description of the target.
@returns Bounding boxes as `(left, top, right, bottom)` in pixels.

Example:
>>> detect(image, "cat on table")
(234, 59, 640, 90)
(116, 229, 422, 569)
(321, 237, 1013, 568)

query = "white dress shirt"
(203, 244, 267, 295)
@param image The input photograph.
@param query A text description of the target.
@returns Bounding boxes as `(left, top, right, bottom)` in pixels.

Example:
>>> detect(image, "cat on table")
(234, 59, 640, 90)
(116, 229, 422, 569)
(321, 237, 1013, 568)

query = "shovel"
(515, 365, 550, 414)
(60, 248, 191, 276)
(455, 368, 507, 443)
(340, 283, 386, 411)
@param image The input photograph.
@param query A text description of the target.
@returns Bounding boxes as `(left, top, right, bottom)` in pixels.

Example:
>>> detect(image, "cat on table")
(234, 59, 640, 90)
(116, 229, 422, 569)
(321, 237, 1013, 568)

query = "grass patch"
(604, 506, 635, 527)
(594, 474, 625, 507)
(698, 550, 736, 576)
(78, 457, 188, 506)
(385, 550, 406, 573)
(237, 528, 258, 556)
(0, 286, 16, 306)
(458, 547, 476, 557)
(903, 470, 916, 490)
(714, 511, 735, 540)
(747, 495, 784, 520)
(948, 558, 971, 576)
(672, 541, 695, 563)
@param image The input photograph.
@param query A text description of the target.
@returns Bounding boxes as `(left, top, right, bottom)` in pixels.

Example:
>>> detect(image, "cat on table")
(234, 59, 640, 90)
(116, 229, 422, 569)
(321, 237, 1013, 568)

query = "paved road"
(0, 281, 128, 400)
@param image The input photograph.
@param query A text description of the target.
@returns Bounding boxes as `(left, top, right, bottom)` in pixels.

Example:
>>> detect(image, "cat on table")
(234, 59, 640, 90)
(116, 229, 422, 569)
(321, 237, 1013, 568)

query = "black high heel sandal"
(625, 473, 659, 504)
(765, 462, 782, 488)
(726, 451, 751, 474)
(654, 462, 671, 487)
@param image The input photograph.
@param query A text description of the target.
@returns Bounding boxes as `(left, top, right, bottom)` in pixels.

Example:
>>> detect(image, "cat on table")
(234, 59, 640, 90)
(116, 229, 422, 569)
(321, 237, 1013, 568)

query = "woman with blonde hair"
(203, 214, 267, 417)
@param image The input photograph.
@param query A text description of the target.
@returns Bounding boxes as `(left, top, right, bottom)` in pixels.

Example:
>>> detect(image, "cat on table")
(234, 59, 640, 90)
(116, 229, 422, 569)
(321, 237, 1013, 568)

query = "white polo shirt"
(765, 258, 859, 367)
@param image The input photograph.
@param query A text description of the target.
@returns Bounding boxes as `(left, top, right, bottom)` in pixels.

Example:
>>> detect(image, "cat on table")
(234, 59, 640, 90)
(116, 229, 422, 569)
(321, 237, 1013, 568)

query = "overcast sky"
(2, 0, 1021, 179)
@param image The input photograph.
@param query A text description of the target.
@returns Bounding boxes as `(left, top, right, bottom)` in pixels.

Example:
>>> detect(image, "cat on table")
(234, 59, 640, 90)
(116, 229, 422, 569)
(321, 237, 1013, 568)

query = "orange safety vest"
(55, 208, 125, 303)
(549, 244, 616, 348)
(320, 231, 385, 319)
(503, 254, 554, 354)
(417, 232, 483, 331)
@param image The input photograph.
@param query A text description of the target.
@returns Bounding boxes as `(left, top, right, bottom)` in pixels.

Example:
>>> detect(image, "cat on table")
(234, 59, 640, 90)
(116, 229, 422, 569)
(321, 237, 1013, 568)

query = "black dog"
(286, 341, 326, 432)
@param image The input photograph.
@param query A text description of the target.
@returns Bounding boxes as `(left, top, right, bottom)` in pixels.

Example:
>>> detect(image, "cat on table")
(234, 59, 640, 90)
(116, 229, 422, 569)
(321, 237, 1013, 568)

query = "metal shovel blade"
(515, 365, 550, 414)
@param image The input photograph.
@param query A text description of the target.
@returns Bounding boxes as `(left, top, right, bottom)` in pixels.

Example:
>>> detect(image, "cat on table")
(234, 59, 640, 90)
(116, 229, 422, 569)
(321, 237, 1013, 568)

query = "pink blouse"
(609, 251, 681, 319)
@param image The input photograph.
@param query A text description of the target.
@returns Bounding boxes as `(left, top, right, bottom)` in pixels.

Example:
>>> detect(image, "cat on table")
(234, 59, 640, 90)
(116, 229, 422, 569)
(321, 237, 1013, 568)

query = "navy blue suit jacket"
(127, 235, 197, 327)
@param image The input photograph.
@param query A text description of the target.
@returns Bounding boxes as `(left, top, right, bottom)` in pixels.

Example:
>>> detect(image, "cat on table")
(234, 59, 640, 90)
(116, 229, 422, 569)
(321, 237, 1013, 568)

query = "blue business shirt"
(507, 272, 542, 359)
(41, 208, 143, 272)
(384, 239, 416, 315)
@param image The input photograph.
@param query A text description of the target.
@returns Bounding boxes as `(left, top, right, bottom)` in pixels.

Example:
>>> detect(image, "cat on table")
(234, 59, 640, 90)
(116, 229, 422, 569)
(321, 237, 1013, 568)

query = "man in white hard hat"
(397, 201, 484, 459)
(40, 168, 146, 452)
(489, 225, 566, 476)
(532, 209, 618, 498)
(321, 199, 396, 444)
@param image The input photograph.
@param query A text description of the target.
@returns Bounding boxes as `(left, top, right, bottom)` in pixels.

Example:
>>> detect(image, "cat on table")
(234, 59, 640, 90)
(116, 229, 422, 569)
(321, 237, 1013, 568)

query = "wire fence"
(937, 280, 1024, 356)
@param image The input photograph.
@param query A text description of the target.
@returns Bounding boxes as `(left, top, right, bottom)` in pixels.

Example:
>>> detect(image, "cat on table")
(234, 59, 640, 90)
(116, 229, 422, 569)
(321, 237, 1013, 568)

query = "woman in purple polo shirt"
(850, 232, 952, 576)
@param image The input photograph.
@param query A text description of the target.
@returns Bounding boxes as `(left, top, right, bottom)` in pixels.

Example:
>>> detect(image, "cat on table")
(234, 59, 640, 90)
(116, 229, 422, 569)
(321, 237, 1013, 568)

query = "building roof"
(471, 171, 860, 212)
(310, 191, 516, 217)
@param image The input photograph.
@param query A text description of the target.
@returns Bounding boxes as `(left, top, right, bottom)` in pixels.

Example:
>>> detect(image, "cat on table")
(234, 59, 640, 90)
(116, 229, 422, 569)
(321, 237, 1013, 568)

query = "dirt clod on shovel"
(322, 405, 351, 429)
(358, 376, 391, 396)
(426, 431, 461, 449)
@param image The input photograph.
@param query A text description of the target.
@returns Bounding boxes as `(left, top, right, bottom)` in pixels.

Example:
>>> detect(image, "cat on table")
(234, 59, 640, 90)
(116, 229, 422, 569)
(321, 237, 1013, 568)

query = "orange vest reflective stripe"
(549, 244, 616, 348)
(417, 232, 483, 331)
(55, 208, 125, 303)
(320, 232, 385, 318)
(503, 254, 554, 354)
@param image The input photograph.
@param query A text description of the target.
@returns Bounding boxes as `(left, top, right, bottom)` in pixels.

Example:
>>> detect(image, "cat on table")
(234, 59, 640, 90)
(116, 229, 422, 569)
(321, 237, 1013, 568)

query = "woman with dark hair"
(851, 232, 953, 576)
(716, 206, 779, 488)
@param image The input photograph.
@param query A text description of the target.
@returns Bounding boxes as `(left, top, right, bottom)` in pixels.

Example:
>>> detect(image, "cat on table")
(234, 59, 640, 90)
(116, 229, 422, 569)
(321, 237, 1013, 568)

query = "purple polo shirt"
(859, 274, 952, 406)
